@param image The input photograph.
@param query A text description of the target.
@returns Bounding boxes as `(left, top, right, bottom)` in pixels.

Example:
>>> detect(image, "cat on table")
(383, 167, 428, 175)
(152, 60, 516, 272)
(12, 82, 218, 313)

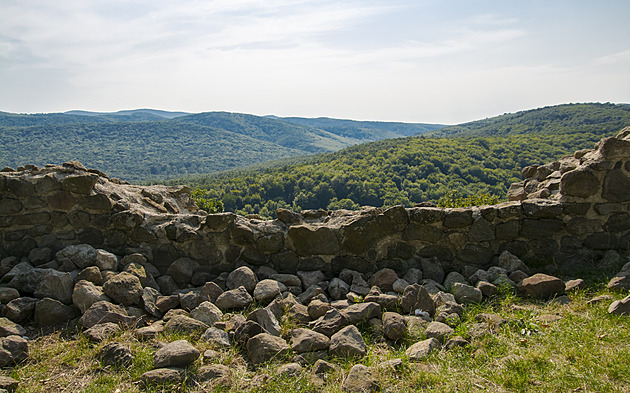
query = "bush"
(192, 188, 224, 213)
(437, 191, 500, 208)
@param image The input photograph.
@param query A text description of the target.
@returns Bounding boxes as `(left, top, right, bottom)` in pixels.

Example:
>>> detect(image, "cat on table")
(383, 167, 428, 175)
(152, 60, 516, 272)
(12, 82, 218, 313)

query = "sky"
(1, 0, 629, 124)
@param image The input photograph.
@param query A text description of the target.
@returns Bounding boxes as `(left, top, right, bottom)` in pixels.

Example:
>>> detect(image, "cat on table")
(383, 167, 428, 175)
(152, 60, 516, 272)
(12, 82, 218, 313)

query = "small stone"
(476, 281, 499, 297)
(445, 336, 469, 350)
(565, 278, 586, 291)
(276, 362, 303, 377)
(311, 308, 347, 337)
(343, 364, 378, 392)
(84, 322, 121, 342)
(246, 333, 289, 365)
(424, 321, 454, 343)
(328, 278, 350, 300)
(329, 325, 366, 358)
(0, 376, 18, 392)
(190, 301, 223, 326)
(297, 270, 325, 290)
(519, 274, 565, 298)
(234, 320, 265, 346)
(79, 301, 136, 329)
(0, 318, 26, 338)
(382, 312, 406, 341)
(405, 338, 440, 361)
(215, 286, 254, 310)
(141, 368, 184, 385)
(498, 250, 530, 273)
(102, 272, 143, 306)
(253, 279, 286, 304)
(154, 339, 200, 368)
(608, 295, 630, 315)
(197, 364, 231, 382)
(607, 274, 630, 291)
(227, 266, 258, 293)
(450, 282, 483, 304)
(401, 284, 435, 316)
(136, 322, 164, 340)
(0, 335, 29, 366)
(290, 328, 330, 353)
(308, 299, 331, 320)
(392, 278, 410, 294)
(201, 327, 230, 348)
(99, 342, 133, 367)
(370, 268, 398, 292)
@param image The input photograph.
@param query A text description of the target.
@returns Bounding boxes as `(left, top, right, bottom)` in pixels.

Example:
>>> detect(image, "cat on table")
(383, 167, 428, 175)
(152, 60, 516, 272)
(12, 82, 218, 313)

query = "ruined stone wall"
(1, 128, 629, 281)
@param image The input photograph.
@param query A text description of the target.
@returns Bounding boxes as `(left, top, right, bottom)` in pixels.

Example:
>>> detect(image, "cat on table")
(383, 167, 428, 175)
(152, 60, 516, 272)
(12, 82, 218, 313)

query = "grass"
(3, 284, 629, 392)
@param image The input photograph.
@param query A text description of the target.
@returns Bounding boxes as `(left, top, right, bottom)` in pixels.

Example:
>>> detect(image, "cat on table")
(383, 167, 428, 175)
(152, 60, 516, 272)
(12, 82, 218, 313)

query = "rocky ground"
(0, 244, 629, 392)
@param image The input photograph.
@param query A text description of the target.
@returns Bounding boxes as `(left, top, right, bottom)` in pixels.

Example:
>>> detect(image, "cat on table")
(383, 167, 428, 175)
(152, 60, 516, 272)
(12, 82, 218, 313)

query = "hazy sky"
(1, 0, 629, 124)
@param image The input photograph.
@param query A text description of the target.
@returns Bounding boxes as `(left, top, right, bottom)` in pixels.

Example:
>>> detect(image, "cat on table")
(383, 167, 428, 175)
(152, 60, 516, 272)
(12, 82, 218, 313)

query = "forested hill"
(0, 110, 440, 181)
(427, 102, 630, 137)
(267, 116, 444, 141)
(178, 103, 630, 218)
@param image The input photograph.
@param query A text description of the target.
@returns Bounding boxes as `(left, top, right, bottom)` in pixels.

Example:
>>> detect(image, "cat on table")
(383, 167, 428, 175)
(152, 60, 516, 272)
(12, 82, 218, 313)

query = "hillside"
(0, 121, 305, 181)
(427, 102, 630, 137)
(179, 103, 630, 217)
(269, 116, 444, 141)
(0, 110, 440, 181)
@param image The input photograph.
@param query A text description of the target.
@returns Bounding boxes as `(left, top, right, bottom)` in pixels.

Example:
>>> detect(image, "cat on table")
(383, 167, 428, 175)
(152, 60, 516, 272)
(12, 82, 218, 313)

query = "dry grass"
(2, 284, 629, 393)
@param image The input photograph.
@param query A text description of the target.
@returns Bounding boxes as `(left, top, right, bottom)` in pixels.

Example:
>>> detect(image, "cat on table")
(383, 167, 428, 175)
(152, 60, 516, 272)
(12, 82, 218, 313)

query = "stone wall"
(1, 128, 629, 282)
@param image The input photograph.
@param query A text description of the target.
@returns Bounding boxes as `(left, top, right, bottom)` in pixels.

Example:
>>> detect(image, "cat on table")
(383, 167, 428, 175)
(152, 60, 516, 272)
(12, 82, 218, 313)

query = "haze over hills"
(0, 109, 444, 181)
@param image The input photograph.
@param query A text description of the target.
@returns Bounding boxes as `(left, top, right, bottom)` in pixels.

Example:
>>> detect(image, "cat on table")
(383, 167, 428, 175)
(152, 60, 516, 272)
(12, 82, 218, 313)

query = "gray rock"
(424, 321, 454, 343)
(327, 278, 350, 300)
(403, 268, 423, 284)
(276, 362, 303, 377)
(468, 269, 490, 285)
(34, 298, 78, 326)
(290, 328, 330, 353)
(154, 339, 200, 368)
(177, 288, 203, 311)
(271, 274, 302, 288)
(565, 278, 587, 292)
(197, 364, 231, 382)
(392, 278, 410, 294)
(5, 297, 37, 323)
(0, 376, 18, 392)
(227, 266, 258, 293)
(0, 288, 19, 304)
(234, 320, 265, 346)
(79, 301, 135, 329)
(95, 249, 118, 271)
(253, 279, 286, 304)
(608, 295, 630, 316)
(0, 318, 26, 338)
(166, 258, 199, 286)
(343, 364, 378, 392)
(299, 285, 324, 305)
(445, 336, 469, 350)
(329, 325, 366, 358)
(311, 308, 347, 337)
(421, 258, 444, 284)
(72, 280, 110, 313)
(201, 327, 230, 348)
(443, 272, 468, 291)
(451, 282, 483, 304)
(156, 275, 179, 296)
(215, 286, 253, 310)
(102, 272, 143, 306)
(382, 312, 406, 341)
(141, 368, 184, 385)
(74, 266, 102, 286)
(247, 333, 289, 365)
(0, 335, 29, 366)
(401, 284, 435, 316)
(476, 281, 499, 297)
(509, 270, 529, 284)
(100, 342, 132, 367)
(607, 273, 630, 291)
(164, 315, 209, 335)
(405, 337, 440, 361)
(200, 281, 223, 303)
(341, 302, 381, 325)
(308, 299, 331, 320)
(287, 303, 311, 325)
(297, 270, 325, 290)
(498, 250, 530, 273)
(141, 287, 161, 318)
(7, 265, 52, 295)
(136, 321, 164, 340)
(190, 301, 223, 326)
(519, 274, 565, 298)
(370, 268, 399, 292)
(247, 308, 281, 336)
(56, 244, 97, 269)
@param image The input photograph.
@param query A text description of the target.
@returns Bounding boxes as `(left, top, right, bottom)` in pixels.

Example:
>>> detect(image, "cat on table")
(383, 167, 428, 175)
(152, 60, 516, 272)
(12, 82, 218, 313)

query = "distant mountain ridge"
(0, 109, 443, 181)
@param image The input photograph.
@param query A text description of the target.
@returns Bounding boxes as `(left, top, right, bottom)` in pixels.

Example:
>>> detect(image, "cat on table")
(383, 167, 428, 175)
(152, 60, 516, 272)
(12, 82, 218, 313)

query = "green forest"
(171, 103, 630, 218)
(0, 110, 439, 181)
